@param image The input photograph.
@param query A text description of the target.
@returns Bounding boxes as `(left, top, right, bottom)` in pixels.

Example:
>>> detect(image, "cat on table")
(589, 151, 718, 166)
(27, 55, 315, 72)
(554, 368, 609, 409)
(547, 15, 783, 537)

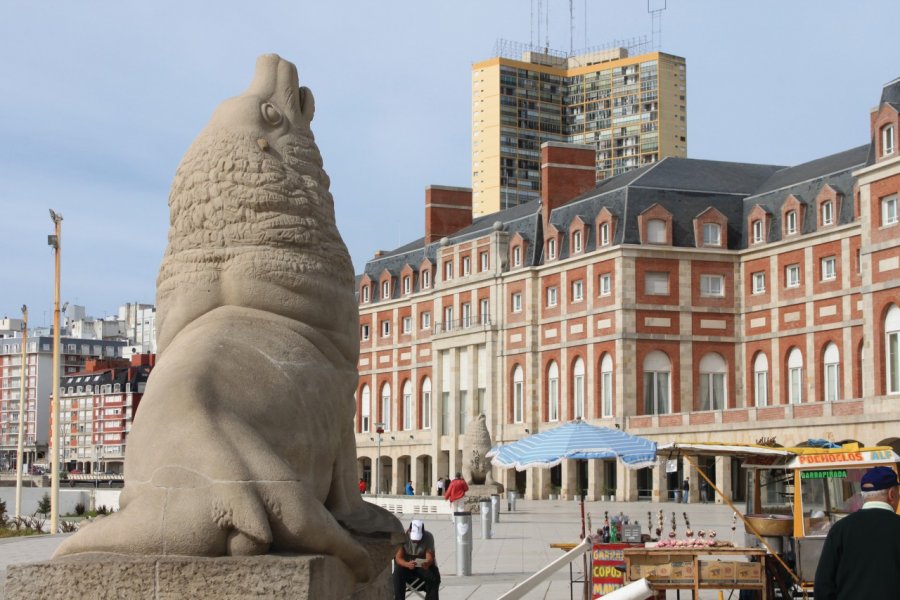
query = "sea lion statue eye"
(260, 102, 283, 126)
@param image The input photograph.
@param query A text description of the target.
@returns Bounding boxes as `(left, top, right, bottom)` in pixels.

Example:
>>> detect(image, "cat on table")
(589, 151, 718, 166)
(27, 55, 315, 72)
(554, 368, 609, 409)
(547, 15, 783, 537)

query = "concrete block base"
(6, 553, 392, 599)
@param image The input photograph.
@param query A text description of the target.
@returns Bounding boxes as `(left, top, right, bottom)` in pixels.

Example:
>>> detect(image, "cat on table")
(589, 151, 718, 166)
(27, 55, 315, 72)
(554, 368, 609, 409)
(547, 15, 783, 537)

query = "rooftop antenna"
(648, 0, 666, 50)
(544, 0, 550, 52)
(536, 0, 542, 52)
(569, 0, 574, 55)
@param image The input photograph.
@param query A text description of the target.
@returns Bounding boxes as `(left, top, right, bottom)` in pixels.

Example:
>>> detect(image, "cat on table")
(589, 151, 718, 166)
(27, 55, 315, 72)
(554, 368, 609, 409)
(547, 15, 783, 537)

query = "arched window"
(600, 354, 614, 417)
(886, 306, 900, 394)
(360, 385, 371, 432)
(420, 377, 432, 429)
(823, 343, 840, 402)
(513, 366, 524, 423)
(547, 361, 559, 422)
(699, 353, 726, 410)
(753, 353, 769, 407)
(643, 351, 671, 414)
(788, 348, 803, 404)
(647, 219, 666, 244)
(402, 380, 413, 430)
(380, 382, 392, 431)
(573, 357, 585, 419)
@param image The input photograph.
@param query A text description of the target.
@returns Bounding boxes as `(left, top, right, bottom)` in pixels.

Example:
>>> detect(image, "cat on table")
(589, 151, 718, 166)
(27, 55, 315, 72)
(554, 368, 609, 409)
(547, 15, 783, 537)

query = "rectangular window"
(441, 391, 450, 433)
(752, 272, 766, 294)
(572, 280, 584, 302)
(382, 281, 390, 299)
(479, 298, 489, 324)
(462, 256, 471, 276)
(479, 251, 489, 272)
(513, 246, 522, 266)
(547, 239, 556, 260)
(361, 324, 370, 341)
(599, 274, 611, 296)
(444, 261, 453, 281)
(403, 277, 411, 294)
(601, 371, 613, 417)
(573, 374, 584, 419)
(381, 320, 391, 337)
(421, 390, 431, 429)
(825, 363, 840, 402)
(403, 390, 413, 430)
(884, 125, 895, 156)
(402, 316, 412, 334)
(422, 270, 431, 289)
(821, 257, 836, 281)
(362, 286, 370, 303)
(548, 377, 559, 422)
(786, 265, 800, 288)
(443, 306, 454, 331)
(702, 223, 720, 246)
(822, 201, 833, 226)
(643, 372, 669, 414)
(700, 373, 725, 410)
(699, 274, 724, 297)
(786, 211, 797, 235)
(461, 302, 471, 327)
(755, 371, 768, 407)
(572, 231, 582, 253)
(752, 220, 763, 243)
(421, 311, 431, 330)
(644, 272, 669, 295)
(883, 196, 898, 226)
(512, 293, 522, 312)
(789, 367, 802, 404)
(600, 223, 610, 246)
(546, 286, 558, 307)
(458, 390, 467, 434)
(889, 331, 900, 394)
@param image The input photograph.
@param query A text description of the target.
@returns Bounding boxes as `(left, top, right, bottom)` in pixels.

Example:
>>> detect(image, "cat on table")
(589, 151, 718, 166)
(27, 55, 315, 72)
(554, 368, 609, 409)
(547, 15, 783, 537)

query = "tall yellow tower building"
(471, 46, 687, 216)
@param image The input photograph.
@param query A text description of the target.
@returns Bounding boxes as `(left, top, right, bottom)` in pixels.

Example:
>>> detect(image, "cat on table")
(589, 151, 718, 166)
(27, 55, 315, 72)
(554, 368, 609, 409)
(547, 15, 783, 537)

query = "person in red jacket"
(444, 473, 468, 512)
(358, 478, 367, 494)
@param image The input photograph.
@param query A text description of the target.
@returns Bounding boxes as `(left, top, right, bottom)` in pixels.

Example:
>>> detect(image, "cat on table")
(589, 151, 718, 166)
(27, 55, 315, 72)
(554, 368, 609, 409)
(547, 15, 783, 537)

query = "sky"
(0, 1, 895, 325)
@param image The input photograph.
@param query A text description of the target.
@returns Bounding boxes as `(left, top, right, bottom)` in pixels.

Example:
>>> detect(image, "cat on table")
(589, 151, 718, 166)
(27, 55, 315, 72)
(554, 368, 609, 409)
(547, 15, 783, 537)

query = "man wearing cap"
(814, 466, 900, 600)
(394, 519, 440, 600)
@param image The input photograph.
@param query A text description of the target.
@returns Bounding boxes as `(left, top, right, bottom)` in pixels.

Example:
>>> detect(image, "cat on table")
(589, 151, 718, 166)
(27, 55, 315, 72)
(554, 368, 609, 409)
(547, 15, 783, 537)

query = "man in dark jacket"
(814, 466, 900, 600)
(394, 519, 440, 600)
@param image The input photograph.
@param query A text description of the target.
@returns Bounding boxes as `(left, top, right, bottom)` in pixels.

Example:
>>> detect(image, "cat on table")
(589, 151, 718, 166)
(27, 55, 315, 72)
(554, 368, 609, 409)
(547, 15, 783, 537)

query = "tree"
(36, 493, 51, 516)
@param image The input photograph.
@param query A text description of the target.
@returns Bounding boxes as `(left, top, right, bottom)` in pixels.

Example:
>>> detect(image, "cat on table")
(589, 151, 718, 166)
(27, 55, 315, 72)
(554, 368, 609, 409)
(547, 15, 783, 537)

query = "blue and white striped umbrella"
(487, 420, 657, 471)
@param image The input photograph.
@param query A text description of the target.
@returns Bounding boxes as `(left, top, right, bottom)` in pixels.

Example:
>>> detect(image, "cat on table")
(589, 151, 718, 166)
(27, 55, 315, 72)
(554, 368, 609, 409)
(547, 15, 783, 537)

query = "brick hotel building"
(355, 78, 900, 503)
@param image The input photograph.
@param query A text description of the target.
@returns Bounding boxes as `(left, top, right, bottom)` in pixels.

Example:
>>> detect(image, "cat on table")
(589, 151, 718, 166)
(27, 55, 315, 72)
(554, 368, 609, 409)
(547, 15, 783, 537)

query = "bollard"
(491, 493, 500, 523)
(508, 490, 518, 512)
(454, 511, 473, 576)
(480, 500, 492, 539)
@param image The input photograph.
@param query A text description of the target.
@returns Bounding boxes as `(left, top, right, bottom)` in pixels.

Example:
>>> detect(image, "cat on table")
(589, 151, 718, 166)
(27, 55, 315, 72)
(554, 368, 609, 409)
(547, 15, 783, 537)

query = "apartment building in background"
(58, 353, 154, 474)
(0, 335, 126, 471)
(472, 43, 687, 216)
(354, 77, 900, 503)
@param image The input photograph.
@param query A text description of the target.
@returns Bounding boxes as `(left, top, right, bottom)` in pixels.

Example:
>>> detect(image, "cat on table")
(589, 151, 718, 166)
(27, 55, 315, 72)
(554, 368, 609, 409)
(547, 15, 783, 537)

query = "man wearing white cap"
(393, 519, 441, 599)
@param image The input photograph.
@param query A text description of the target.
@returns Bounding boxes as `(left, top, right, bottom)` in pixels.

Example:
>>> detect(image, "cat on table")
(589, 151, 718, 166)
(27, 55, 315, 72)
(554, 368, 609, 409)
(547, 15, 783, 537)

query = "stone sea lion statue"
(55, 54, 404, 583)
(463, 414, 498, 486)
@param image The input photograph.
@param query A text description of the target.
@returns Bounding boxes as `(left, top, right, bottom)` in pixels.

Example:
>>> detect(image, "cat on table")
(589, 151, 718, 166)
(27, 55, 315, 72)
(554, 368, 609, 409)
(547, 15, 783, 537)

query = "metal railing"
(432, 317, 494, 335)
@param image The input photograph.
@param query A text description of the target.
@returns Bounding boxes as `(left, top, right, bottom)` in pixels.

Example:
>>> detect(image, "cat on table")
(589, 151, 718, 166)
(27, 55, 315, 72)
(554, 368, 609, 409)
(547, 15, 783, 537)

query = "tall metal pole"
(14, 305, 28, 520)
(49, 209, 63, 533)
(375, 422, 385, 497)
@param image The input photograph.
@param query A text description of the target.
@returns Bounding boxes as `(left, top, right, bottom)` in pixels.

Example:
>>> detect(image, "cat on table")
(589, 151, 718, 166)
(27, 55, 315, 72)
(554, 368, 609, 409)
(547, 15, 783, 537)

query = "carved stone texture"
(7, 553, 392, 599)
(462, 414, 496, 485)
(53, 54, 403, 585)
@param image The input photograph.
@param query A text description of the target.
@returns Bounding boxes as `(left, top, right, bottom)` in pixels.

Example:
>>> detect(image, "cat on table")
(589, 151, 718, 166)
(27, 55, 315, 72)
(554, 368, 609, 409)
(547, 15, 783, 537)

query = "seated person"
(394, 519, 440, 600)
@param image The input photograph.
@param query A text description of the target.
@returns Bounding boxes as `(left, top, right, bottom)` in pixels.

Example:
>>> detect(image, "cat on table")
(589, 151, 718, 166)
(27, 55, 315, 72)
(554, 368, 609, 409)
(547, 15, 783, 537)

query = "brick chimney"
(540, 142, 596, 230)
(425, 186, 473, 244)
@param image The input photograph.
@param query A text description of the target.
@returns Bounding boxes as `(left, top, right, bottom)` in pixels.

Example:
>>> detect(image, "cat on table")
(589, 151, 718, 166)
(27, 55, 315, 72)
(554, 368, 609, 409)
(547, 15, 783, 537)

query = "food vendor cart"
(656, 441, 900, 597)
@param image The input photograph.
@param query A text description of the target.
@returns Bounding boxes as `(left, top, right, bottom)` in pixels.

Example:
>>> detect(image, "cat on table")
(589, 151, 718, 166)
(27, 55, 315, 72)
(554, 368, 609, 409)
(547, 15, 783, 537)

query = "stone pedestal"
(6, 553, 392, 600)
(463, 483, 505, 512)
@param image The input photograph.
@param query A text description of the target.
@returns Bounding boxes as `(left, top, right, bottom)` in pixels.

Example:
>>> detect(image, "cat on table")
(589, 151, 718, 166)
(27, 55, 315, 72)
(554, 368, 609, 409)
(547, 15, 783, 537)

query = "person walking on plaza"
(358, 478, 367, 494)
(681, 478, 690, 504)
(445, 472, 469, 512)
(436, 477, 444, 497)
(394, 519, 441, 600)
(814, 466, 900, 600)
(405, 480, 415, 495)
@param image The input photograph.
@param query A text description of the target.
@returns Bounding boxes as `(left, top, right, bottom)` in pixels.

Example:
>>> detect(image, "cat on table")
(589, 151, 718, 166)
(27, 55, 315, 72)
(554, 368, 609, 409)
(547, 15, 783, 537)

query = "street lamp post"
(374, 423, 385, 496)
(14, 305, 28, 520)
(48, 209, 63, 533)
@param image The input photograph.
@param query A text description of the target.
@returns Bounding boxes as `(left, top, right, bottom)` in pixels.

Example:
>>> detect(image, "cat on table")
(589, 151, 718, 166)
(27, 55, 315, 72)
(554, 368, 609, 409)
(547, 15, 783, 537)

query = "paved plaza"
(1, 499, 747, 599)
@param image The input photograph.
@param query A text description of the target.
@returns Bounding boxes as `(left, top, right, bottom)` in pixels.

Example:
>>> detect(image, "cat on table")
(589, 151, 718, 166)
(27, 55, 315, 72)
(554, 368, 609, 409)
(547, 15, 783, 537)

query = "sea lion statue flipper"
(54, 54, 403, 583)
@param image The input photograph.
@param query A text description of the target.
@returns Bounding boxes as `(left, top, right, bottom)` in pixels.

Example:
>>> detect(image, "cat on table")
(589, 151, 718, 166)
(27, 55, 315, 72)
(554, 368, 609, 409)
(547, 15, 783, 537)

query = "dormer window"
(382, 281, 390, 299)
(702, 223, 721, 246)
(547, 239, 556, 260)
(403, 276, 411, 295)
(362, 286, 370, 303)
(647, 219, 666, 244)
(513, 246, 522, 266)
(422, 270, 431, 289)
(600, 223, 610, 246)
(572, 231, 582, 253)
(752, 220, 764, 244)
(884, 124, 896, 156)
(822, 201, 833, 226)
(786, 210, 797, 235)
